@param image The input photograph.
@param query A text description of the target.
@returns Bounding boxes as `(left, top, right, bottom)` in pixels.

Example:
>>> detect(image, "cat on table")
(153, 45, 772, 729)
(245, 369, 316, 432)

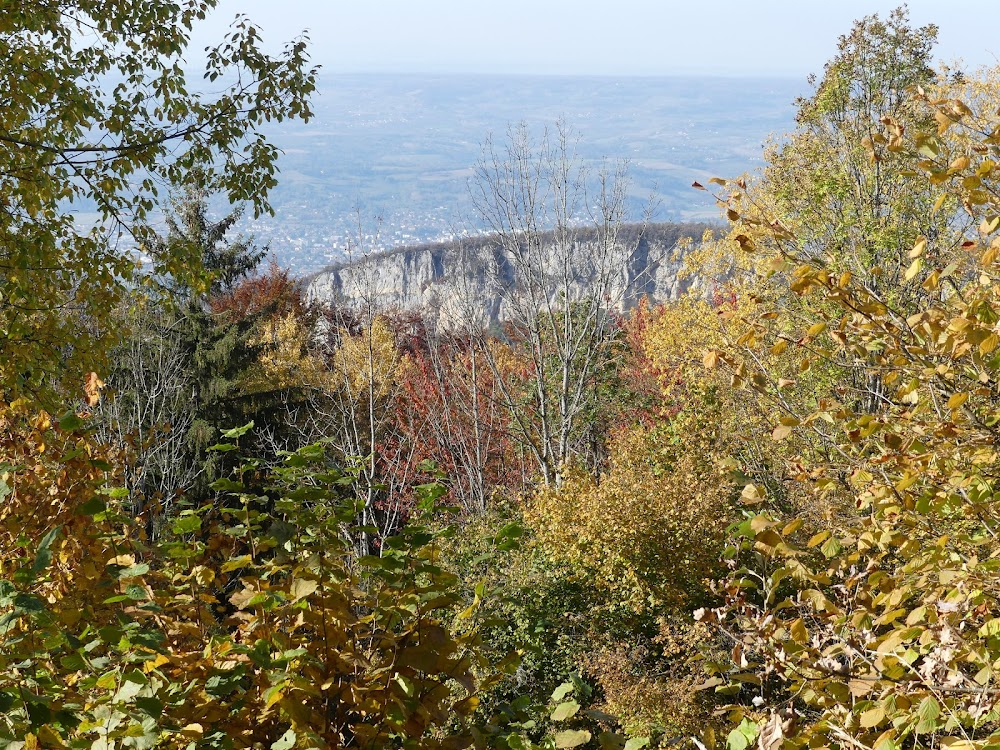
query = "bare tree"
(94, 301, 198, 520)
(285, 215, 419, 553)
(469, 120, 655, 485)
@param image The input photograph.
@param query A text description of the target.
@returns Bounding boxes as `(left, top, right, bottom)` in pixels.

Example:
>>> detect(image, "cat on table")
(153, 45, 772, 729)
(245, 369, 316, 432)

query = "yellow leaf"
(909, 236, 927, 258)
(904, 257, 923, 281)
(782, 519, 803, 535)
(947, 392, 968, 409)
(84, 372, 105, 407)
(702, 350, 720, 369)
(949, 155, 971, 173)
(790, 618, 808, 644)
(860, 706, 885, 728)
(265, 687, 285, 709)
(144, 654, 171, 673)
(192, 565, 215, 586)
(290, 577, 319, 602)
(58, 603, 82, 627)
(806, 322, 826, 337)
(807, 531, 831, 548)
(36, 727, 65, 749)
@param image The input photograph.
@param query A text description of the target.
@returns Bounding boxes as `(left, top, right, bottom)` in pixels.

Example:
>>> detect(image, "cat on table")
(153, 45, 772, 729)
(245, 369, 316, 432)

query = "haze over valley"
(243, 73, 803, 273)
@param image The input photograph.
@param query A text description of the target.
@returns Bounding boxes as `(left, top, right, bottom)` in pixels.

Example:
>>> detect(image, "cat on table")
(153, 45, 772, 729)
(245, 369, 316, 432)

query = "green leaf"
(31, 526, 61, 577)
(135, 697, 163, 718)
(78, 497, 107, 516)
(916, 696, 940, 734)
(172, 515, 201, 535)
(222, 421, 255, 439)
(551, 682, 574, 702)
(727, 720, 758, 750)
(551, 700, 581, 722)
(625, 740, 650, 750)
(415, 481, 448, 513)
(210, 478, 246, 492)
(271, 729, 295, 750)
(58, 411, 84, 431)
(554, 730, 592, 749)
(117, 563, 150, 579)
(207, 443, 239, 453)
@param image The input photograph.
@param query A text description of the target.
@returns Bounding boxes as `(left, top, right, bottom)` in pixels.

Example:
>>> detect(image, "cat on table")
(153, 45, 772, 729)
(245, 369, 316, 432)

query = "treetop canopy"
(0, 0, 317, 402)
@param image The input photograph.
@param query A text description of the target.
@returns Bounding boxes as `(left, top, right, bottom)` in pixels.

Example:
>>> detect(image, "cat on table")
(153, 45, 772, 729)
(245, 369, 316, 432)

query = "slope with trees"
(6, 3, 1000, 750)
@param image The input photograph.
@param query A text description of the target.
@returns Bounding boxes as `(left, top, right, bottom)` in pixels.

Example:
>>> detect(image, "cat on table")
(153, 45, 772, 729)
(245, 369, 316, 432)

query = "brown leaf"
(757, 712, 784, 750)
(772, 424, 793, 441)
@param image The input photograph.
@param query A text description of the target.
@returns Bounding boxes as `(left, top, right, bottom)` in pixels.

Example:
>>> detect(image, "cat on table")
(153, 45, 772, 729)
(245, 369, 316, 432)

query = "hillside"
(305, 221, 716, 324)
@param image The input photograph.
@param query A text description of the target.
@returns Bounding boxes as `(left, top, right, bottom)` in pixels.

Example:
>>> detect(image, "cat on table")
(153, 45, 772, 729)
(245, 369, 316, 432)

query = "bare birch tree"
(469, 120, 654, 485)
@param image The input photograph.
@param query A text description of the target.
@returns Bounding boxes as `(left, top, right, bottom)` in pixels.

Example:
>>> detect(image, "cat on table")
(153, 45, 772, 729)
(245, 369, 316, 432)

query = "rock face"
(305, 222, 714, 324)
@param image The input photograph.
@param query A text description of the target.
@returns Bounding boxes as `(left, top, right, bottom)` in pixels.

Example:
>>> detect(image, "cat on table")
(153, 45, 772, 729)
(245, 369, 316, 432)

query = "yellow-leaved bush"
(0, 405, 501, 748)
(699, 63, 1000, 750)
(526, 423, 730, 612)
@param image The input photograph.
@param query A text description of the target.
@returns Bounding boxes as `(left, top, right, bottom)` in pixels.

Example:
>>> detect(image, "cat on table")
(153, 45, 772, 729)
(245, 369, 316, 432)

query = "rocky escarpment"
(305, 222, 716, 325)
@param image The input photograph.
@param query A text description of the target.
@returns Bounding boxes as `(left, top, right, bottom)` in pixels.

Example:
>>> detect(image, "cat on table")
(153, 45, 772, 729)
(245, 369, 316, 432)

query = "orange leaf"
(84, 372, 105, 407)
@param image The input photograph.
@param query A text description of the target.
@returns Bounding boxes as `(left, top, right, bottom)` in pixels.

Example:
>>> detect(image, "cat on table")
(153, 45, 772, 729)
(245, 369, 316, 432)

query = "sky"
(188, 0, 999, 77)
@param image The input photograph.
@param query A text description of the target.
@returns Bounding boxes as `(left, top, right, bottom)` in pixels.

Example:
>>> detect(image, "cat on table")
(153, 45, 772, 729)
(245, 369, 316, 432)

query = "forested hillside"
(3, 4, 1000, 750)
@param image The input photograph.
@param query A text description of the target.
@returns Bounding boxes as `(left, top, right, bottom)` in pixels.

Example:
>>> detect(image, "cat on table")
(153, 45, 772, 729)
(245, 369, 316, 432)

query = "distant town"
(230, 73, 803, 273)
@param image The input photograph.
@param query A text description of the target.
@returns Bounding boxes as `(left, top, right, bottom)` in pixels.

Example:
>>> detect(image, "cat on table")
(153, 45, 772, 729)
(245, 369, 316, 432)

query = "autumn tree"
(697, 7, 970, 517)
(396, 332, 529, 515)
(0, 1, 316, 402)
(469, 121, 655, 485)
(760, 7, 944, 285)
(696, 33, 1000, 750)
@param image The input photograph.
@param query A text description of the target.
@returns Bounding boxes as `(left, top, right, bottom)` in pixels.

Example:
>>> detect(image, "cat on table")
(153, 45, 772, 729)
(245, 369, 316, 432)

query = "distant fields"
(240, 73, 805, 272)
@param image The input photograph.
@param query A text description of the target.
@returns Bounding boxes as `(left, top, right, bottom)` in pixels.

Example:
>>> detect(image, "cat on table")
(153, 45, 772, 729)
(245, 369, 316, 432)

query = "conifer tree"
(98, 180, 272, 512)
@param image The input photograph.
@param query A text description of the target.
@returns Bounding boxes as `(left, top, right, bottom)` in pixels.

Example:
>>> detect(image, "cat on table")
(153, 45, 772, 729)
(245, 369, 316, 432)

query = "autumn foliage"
(11, 5, 1000, 750)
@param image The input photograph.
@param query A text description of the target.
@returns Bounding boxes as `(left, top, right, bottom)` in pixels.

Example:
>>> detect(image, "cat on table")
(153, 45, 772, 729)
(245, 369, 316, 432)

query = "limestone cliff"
(304, 222, 714, 324)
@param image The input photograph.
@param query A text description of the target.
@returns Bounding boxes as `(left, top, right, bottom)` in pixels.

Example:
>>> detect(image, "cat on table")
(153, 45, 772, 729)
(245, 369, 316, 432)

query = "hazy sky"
(188, 0, 998, 77)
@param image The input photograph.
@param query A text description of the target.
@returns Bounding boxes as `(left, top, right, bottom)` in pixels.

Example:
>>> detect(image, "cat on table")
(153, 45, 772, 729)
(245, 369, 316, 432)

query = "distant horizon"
(188, 1, 998, 79)
(311, 70, 808, 80)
